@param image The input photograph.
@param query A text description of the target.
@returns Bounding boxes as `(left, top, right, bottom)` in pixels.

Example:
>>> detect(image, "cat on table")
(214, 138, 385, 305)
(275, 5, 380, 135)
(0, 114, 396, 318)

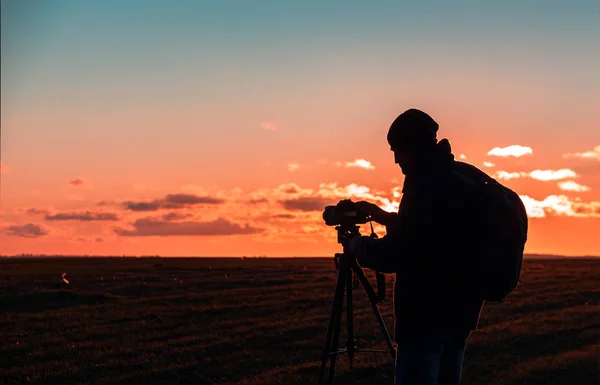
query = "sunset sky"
(1, 0, 599, 257)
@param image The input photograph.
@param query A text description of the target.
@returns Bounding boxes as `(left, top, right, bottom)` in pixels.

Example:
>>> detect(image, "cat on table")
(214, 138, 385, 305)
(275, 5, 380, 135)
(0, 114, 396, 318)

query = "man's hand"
(354, 201, 395, 225)
(343, 235, 369, 255)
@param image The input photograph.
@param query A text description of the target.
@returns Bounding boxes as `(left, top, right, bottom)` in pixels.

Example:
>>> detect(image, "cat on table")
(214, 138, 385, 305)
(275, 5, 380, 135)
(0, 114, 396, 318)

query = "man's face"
(392, 147, 416, 175)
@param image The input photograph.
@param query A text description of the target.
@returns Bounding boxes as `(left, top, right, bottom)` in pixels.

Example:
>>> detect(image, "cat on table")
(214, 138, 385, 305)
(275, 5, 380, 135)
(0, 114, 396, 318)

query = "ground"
(1, 257, 598, 385)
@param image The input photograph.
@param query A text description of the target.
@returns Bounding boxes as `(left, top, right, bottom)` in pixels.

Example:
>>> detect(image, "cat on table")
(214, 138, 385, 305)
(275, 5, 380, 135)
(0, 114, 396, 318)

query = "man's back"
(390, 142, 484, 335)
(354, 138, 484, 336)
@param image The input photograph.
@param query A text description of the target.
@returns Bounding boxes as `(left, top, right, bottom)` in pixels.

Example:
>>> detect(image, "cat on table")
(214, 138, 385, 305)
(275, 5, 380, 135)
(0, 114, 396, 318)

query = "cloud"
(288, 163, 301, 172)
(274, 183, 399, 214)
(248, 198, 268, 204)
(563, 145, 600, 161)
(260, 122, 277, 131)
(529, 169, 577, 181)
(316, 183, 399, 213)
(338, 159, 375, 170)
(165, 193, 219, 205)
(114, 217, 262, 237)
(496, 171, 526, 180)
(519, 195, 600, 218)
(162, 212, 193, 221)
(45, 211, 120, 221)
(273, 214, 295, 219)
(278, 183, 303, 194)
(495, 168, 577, 181)
(5, 223, 48, 238)
(280, 197, 333, 211)
(69, 177, 85, 186)
(557, 181, 591, 192)
(123, 200, 162, 211)
(123, 193, 224, 211)
(0, 162, 10, 174)
(483, 162, 495, 168)
(487, 145, 533, 157)
(459, 154, 467, 160)
(26, 208, 51, 215)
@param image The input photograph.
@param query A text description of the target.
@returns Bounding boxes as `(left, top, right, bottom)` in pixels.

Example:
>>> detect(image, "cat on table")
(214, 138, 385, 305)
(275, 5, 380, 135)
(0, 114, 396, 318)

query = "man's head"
(387, 108, 439, 174)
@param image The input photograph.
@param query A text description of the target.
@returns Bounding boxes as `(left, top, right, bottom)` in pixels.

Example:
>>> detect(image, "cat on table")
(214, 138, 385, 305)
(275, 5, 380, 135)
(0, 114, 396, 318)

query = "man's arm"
(350, 189, 437, 273)
(380, 212, 398, 227)
(350, 234, 405, 274)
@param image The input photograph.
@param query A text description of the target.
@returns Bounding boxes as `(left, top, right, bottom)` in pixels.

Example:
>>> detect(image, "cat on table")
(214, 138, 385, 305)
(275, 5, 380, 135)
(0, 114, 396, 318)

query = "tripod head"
(332, 224, 387, 303)
(335, 224, 361, 248)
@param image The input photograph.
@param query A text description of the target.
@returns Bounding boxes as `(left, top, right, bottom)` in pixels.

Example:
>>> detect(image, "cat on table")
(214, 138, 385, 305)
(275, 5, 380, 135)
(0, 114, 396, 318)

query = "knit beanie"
(387, 108, 439, 151)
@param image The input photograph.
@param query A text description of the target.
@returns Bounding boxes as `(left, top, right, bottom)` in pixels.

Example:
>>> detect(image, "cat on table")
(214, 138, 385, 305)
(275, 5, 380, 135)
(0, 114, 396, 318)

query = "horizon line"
(1, 253, 599, 259)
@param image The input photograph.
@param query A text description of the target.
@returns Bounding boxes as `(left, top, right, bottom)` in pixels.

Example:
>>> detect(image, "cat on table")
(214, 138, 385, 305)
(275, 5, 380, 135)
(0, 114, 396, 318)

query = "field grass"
(1, 257, 598, 385)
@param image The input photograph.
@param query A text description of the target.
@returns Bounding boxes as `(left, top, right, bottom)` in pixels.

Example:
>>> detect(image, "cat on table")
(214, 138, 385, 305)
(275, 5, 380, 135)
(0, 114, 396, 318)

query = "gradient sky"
(1, 0, 599, 256)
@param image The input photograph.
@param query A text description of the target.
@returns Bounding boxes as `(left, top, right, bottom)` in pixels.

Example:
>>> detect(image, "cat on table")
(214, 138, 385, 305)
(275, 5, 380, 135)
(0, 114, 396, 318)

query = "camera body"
(322, 199, 370, 227)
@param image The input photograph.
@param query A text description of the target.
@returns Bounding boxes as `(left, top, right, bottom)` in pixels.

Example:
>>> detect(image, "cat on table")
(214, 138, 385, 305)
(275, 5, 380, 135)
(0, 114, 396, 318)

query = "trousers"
(394, 330, 471, 385)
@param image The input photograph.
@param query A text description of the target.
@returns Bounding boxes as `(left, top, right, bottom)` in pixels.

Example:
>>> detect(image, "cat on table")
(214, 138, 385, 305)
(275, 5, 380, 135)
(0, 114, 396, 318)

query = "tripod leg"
(318, 267, 346, 385)
(346, 270, 356, 368)
(327, 291, 343, 385)
(353, 265, 396, 360)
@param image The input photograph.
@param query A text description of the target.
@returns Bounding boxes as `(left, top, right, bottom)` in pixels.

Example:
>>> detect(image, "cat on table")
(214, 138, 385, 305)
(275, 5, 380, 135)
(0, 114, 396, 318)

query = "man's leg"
(394, 334, 444, 385)
(437, 330, 471, 385)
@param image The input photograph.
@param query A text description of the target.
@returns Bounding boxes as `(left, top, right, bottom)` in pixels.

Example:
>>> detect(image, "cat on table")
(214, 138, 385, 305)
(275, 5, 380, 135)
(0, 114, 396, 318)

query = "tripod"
(317, 225, 396, 385)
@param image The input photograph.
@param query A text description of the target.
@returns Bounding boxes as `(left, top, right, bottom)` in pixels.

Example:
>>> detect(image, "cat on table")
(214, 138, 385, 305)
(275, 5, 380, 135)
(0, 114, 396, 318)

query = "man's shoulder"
(401, 164, 475, 209)
(405, 165, 460, 193)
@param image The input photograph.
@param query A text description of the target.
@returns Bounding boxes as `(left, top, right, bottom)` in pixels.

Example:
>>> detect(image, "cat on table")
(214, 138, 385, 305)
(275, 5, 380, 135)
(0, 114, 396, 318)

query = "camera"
(322, 199, 370, 227)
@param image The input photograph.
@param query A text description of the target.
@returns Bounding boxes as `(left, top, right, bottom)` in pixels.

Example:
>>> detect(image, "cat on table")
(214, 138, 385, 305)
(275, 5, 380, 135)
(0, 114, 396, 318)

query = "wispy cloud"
(495, 171, 525, 180)
(529, 169, 577, 181)
(288, 163, 301, 172)
(487, 145, 533, 157)
(339, 159, 375, 170)
(69, 177, 85, 186)
(260, 122, 277, 132)
(246, 181, 399, 217)
(26, 208, 51, 215)
(114, 217, 262, 237)
(5, 223, 49, 238)
(495, 169, 577, 181)
(45, 211, 120, 221)
(162, 212, 193, 221)
(280, 197, 333, 212)
(123, 193, 224, 211)
(557, 181, 591, 192)
(316, 183, 399, 213)
(0, 162, 10, 175)
(563, 145, 600, 161)
(519, 195, 600, 218)
(483, 162, 495, 168)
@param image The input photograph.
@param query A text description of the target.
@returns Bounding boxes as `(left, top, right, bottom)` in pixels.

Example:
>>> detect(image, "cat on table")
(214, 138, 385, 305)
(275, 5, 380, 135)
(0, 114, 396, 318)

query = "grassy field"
(1, 257, 598, 385)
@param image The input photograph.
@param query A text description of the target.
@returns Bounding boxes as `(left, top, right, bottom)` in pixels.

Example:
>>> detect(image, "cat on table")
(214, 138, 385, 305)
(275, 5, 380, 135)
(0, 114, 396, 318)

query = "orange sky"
(1, 1, 599, 257)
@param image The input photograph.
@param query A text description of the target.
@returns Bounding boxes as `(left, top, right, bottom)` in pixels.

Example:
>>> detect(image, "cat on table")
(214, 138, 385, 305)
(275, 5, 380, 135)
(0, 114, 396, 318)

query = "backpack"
(451, 161, 528, 303)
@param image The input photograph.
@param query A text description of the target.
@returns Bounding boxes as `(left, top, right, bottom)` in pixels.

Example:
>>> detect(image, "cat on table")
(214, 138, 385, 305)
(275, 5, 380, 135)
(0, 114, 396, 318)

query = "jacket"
(352, 139, 484, 339)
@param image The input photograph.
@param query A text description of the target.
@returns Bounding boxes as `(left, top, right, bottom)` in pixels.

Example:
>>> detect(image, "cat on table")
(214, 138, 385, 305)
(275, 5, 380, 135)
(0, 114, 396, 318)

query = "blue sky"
(3, 0, 599, 103)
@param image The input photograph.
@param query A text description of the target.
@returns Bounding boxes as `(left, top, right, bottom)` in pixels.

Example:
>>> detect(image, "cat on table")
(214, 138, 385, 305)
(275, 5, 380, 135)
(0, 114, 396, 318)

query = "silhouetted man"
(346, 108, 484, 385)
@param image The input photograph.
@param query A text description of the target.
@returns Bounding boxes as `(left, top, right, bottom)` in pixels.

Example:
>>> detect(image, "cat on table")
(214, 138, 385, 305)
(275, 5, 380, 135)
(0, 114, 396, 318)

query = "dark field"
(1, 257, 598, 385)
